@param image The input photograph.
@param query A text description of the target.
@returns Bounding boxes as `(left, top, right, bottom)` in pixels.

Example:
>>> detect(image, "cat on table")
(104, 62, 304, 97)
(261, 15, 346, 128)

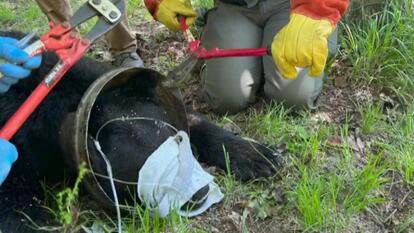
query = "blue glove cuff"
(0, 139, 18, 185)
(0, 138, 18, 164)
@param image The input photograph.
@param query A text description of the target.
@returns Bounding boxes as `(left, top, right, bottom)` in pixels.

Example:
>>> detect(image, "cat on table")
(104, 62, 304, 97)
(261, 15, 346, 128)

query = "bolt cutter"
(0, 0, 125, 140)
(164, 18, 271, 88)
(179, 18, 270, 60)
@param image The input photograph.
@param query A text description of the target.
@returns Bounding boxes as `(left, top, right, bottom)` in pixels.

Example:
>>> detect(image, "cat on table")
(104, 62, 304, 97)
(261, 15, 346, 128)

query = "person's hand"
(144, 0, 198, 31)
(0, 36, 42, 94)
(0, 139, 18, 186)
(271, 14, 334, 79)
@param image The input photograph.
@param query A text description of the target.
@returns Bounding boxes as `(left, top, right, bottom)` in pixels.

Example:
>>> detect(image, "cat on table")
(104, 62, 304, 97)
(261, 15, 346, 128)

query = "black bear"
(0, 31, 282, 232)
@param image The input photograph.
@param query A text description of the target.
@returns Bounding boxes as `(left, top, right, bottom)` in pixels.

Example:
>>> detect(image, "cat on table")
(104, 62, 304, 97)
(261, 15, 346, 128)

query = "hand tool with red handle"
(179, 18, 271, 60)
(0, 0, 126, 140)
(164, 18, 271, 88)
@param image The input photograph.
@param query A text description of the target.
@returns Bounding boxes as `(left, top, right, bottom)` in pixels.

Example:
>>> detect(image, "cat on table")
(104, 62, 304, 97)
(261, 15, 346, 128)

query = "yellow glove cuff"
(272, 13, 334, 80)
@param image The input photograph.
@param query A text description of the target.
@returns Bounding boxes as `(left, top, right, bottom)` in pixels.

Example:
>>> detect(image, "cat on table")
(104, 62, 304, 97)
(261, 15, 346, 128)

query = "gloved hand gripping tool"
(0, 0, 125, 140)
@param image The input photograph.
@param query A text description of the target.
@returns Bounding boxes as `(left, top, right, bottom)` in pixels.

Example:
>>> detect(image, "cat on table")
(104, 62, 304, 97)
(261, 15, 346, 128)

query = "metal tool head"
(88, 0, 122, 23)
(0, 32, 38, 80)
(69, 0, 125, 42)
(15, 32, 37, 48)
(163, 55, 199, 88)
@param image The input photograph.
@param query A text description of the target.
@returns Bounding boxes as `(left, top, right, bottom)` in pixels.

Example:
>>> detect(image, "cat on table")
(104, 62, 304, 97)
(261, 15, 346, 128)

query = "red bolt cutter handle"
(23, 40, 46, 57)
(0, 0, 125, 141)
(0, 37, 91, 140)
(196, 47, 269, 60)
(179, 18, 270, 60)
(21, 22, 76, 57)
(0, 22, 86, 137)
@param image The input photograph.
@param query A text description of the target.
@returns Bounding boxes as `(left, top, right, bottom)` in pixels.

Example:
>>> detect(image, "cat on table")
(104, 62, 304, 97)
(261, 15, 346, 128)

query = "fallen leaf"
(334, 75, 348, 88)
(327, 135, 343, 146)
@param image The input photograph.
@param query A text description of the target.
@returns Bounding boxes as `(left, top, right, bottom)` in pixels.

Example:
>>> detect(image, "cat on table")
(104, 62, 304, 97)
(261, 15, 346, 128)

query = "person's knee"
(203, 86, 253, 114)
(201, 58, 261, 114)
(264, 70, 324, 111)
(265, 87, 321, 110)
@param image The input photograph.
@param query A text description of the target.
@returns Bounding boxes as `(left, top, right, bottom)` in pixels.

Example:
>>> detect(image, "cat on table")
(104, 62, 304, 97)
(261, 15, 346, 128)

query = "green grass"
(0, 1, 48, 32)
(287, 153, 386, 230)
(46, 164, 89, 232)
(192, 0, 214, 9)
(386, 106, 414, 186)
(55, 163, 88, 228)
(240, 103, 333, 165)
(0, 2, 15, 24)
(220, 146, 237, 201)
(217, 103, 391, 231)
(127, 0, 145, 16)
(393, 144, 414, 186)
(122, 206, 196, 233)
(215, 99, 396, 231)
(30, 163, 200, 233)
(343, 154, 387, 212)
(340, 0, 414, 102)
(292, 169, 332, 228)
(359, 103, 383, 135)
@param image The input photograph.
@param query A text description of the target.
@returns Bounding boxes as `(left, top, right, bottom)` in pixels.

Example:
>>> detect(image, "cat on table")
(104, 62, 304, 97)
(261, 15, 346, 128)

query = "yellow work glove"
(272, 13, 334, 80)
(149, 0, 198, 31)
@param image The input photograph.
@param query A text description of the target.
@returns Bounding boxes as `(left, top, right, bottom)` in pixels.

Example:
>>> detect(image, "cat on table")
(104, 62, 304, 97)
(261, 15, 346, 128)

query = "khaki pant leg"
(35, 0, 137, 54)
(35, 0, 72, 23)
(262, 10, 338, 110)
(200, 3, 263, 114)
(104, 2, 137, 54)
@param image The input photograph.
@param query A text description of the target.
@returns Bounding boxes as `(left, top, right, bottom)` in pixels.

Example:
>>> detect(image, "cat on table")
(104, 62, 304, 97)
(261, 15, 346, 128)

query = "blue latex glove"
(0, 138, 18, 186)
(0, 36, 42, 94)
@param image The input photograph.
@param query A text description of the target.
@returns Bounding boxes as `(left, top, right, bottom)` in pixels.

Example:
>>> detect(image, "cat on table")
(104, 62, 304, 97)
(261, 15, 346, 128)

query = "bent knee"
(201, 60, 260, 114)
(264, 72, 324, 110)
(203, 87, 254, 114)
(265, 87, 321, 110)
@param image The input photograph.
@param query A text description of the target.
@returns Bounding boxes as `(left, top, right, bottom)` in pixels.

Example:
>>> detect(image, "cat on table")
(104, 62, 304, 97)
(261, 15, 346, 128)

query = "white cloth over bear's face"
(137, 131, 224, 218)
